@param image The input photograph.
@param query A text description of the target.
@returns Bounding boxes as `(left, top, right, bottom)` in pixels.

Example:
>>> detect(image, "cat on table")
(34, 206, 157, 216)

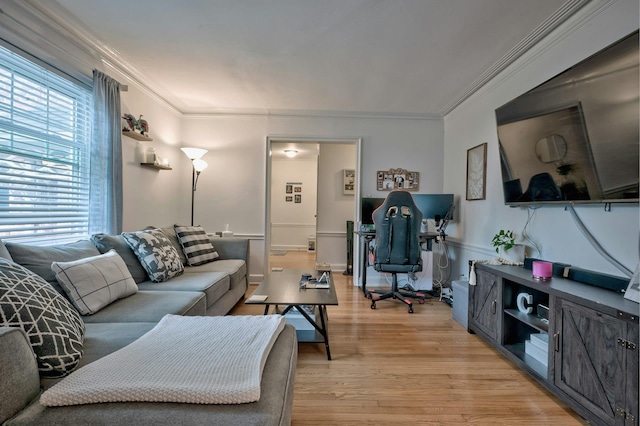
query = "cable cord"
(522, 206, 542, 258)
(567, 205, 633, 277)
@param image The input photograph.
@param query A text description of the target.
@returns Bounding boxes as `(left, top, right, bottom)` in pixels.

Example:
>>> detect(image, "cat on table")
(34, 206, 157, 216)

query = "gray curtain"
(90, 70, 123, 235)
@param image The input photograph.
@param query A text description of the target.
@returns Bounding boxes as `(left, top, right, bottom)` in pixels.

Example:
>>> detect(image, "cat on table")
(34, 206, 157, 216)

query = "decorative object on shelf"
(516, 292, 534, 314)
(466, 142, 487, 200)
(376, 168, 419, 191)
(343, 169, 355, 195)
(180, 147, 208, 226)
(491, 229, 525, 263)
(122, 113, 151, 137)
(624, 263, 639, 303)
(145, 147, 157, 164)
(468, 256, 525, 286)
(532, 261, 553, 281)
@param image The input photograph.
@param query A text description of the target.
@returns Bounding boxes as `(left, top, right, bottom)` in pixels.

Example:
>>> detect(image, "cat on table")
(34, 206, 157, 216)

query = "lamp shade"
(181, 147, 208, 160)
(192, 159, 208, 172)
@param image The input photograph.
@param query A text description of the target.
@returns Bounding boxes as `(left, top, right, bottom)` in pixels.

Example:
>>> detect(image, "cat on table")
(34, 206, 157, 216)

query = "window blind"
(0, 44, 93, 245)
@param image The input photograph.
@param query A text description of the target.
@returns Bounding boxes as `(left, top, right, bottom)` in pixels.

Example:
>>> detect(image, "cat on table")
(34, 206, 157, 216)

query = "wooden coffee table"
(245, 269, 339, 360)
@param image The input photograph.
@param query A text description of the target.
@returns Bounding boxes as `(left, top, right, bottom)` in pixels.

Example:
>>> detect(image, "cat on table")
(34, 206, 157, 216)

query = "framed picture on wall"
(286, 196, 293, 202)
(286, 184, 293, 194)
(376, 168, 419, 191)
(343, 169, 355, 195)
(466, 143, 487, 200)
(294, 194, 301, 203)
(294, 186, 302, 193)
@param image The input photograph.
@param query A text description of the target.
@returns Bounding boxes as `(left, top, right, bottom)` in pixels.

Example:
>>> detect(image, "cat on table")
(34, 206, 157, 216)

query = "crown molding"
(183, 108, 441, 120)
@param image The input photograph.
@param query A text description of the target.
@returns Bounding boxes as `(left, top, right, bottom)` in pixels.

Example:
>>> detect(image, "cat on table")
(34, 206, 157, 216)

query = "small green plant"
(492, 229, 515, 253)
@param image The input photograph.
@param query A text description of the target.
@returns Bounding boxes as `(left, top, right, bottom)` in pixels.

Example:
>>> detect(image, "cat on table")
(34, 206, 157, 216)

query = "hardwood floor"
(231, 251, 586, 425)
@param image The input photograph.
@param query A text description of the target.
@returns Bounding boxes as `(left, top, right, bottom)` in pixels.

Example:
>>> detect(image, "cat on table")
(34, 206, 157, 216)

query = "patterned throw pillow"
(52, 250, 138, 315)
(0, 258, 85, 378)
(174, 225, 220, 266)
(122, 228, 184, 282)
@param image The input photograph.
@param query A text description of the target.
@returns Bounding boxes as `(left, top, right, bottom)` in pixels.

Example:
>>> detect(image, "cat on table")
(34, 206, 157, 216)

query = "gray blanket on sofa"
(41, 314, 285, 406)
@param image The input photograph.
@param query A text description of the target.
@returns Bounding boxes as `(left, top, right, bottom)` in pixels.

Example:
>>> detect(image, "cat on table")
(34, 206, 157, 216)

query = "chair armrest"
(0, 327, 40, 423)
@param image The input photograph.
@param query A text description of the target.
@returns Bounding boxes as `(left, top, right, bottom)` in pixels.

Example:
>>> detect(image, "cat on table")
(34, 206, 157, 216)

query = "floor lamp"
(180, 147, 208, 226)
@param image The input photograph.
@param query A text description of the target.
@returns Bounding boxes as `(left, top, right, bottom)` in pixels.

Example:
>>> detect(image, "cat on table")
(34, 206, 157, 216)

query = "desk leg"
(263, 304, 270, 315)
(361, 237, 369, 297)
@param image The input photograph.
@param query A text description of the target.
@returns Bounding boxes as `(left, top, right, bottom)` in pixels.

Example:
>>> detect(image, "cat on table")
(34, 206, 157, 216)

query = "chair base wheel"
(408, 306, 414, 313)
(371, 302, 376, 309)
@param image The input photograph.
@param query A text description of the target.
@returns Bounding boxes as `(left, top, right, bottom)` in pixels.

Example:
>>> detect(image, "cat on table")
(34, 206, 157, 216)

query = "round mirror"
(535, 134, 567, 163)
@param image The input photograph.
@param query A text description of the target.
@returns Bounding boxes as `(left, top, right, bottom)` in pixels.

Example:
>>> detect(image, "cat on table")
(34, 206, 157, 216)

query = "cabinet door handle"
(554, 333, 560, 352)
(492, 300, 496, 314)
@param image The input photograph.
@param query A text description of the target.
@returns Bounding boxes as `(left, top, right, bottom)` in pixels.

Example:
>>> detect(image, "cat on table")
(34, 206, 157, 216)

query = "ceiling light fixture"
(284, 149, 298, 158)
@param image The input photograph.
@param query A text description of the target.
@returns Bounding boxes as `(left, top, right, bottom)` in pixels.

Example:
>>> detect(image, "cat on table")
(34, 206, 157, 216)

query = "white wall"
(443, 0, 639, 279)
(316, 143, 357, 270)
(182, 115, 443, 282)
(270, 156, 318, 251)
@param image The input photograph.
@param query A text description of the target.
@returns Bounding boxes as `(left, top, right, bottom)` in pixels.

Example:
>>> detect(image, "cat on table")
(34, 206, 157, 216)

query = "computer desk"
(354, 230, 441, 297)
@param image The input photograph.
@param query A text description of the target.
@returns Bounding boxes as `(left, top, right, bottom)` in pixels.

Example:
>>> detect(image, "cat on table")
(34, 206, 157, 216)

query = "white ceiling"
(43, 0, 582, 117)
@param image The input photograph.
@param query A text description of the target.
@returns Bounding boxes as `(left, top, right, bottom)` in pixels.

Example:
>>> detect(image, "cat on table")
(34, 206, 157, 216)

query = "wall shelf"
(122, 131, 153, 142)
(140, 162, 171, 170)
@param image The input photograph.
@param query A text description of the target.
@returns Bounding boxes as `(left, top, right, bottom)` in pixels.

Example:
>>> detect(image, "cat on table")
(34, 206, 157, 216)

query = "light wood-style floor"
(231, 251, 586, 425)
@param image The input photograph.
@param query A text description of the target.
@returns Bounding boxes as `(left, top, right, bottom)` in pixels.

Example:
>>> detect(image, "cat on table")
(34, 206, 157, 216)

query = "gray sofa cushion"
(52, 250, 138, 315)
(137, 272, 230, 310)
(81, 290, 205, 323)
(90, 233, 148, 283)
(11, 324, 297, 426)
(122, 228, 184, 283)
(0, 328, 40, 424)
(183, 259, 246, 290)
(0, 259, 85, 378)
(4, 240, 100, 296)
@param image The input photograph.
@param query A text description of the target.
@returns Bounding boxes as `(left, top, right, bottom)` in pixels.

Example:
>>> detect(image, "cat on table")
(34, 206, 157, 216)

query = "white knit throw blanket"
(41, 314, 285, 406)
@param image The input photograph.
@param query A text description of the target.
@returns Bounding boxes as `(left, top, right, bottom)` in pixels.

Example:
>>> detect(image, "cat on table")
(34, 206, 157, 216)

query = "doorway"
(265, 137, 361, 274)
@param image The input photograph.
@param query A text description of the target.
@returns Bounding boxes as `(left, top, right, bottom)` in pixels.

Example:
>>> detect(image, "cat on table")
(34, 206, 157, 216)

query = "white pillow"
(52, 250, 138, 315)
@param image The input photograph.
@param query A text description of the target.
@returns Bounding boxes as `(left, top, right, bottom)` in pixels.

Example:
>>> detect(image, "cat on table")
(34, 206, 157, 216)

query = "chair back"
(373, 191, 422, 273)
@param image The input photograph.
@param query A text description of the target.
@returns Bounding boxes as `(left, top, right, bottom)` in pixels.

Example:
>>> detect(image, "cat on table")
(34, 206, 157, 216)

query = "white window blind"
(0, 44, 93, 245)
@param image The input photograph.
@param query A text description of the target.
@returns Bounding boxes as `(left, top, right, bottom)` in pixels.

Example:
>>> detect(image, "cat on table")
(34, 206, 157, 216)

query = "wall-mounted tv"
(495, 30, 639, 205)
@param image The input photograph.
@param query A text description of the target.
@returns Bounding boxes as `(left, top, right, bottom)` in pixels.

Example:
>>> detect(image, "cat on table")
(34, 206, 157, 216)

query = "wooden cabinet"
(469, 263, 639, 426)
(553, 299, 638, 425)
(469, 269, 500, 342)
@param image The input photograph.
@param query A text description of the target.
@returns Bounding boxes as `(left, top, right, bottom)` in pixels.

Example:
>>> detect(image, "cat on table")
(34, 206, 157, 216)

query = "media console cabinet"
(469, 263, 638, 426)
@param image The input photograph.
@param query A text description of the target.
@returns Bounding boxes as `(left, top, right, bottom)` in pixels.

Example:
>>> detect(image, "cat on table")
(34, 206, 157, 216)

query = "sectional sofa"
(0, 225, 297, 426)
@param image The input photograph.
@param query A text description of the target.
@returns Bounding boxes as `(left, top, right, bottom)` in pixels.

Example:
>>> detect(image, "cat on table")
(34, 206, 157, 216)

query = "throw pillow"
(90, 233, 149, 283)
(0, 258, 85, 378)
(52, 250, 138, 315)
(122, 228, 184, 282)
(174, 225, 220, 266)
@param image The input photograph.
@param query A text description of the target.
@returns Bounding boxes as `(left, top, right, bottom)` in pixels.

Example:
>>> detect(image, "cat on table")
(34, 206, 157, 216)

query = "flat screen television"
(495, 30, 639, 205)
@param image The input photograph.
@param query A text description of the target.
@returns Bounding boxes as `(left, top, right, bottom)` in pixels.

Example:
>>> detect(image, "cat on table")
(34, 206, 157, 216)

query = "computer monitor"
(361, 197, 385, 225)
(411, 194, 455, 222)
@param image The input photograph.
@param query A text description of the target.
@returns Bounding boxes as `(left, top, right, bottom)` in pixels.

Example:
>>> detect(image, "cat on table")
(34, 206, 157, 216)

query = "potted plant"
(492, 229, 525, 263)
